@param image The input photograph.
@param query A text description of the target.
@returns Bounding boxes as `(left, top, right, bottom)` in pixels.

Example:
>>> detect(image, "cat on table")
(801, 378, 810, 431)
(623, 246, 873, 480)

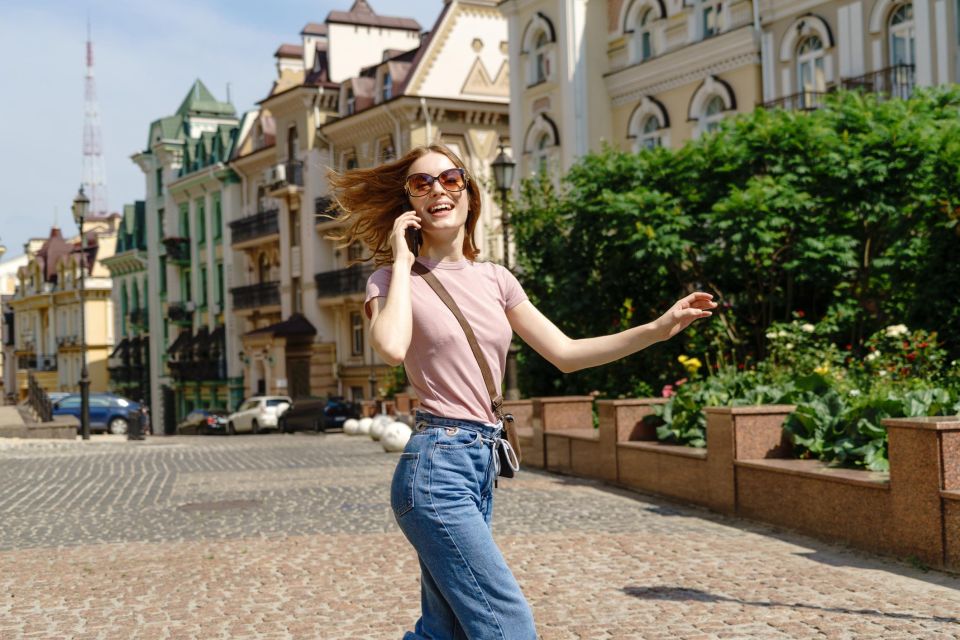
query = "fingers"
(393, 210, 421, 233)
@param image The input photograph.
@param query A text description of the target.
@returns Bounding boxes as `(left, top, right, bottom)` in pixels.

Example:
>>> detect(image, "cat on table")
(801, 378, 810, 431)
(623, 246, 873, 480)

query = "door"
(89, 397, 110, 429)
(287, 358, 310, 399)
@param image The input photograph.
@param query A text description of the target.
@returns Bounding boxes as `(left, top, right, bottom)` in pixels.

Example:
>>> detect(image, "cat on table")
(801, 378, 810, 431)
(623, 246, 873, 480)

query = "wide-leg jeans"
(391, 410, 537, 640)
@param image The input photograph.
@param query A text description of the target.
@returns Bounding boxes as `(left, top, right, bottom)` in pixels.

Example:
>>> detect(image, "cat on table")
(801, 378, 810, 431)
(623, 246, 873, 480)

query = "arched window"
(637, 9, 655, 62)
(535, 133, 552, 175)
(534, 31, 551, 84)
(628, 96, 670, 152)
(639, 116, 661, 149)
(797, 35, 827, 101)
(889, 4, 915, 67)
(702, 96, 726, 133)
(524, 113, 560, 177)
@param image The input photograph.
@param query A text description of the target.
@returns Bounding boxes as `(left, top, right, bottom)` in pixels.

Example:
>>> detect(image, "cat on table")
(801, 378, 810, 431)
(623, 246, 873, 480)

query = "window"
(157, 208, 165, 241)
(889, 4, 916, 66)
(287, 124, 299, 161)
(216, 263, 224, 307)
(639, 115, 662, 150)
(351, 311, 364, 356)
(535, 133, 552, 175)
(182, 269, 192, 301)
(348, 241, 364, 262)
(160, 256, 168, 295)
(797, 36, 827, 100)
(195, 199, 206, 244)
(155, 168, 163, 200)
(634, 8, 655, 62)
(256, 185, 267, 213)
(258, 253, 271, 283)
(199, 266, 208, 306)
(213, 193, 222, 240)
(345, 155, 358, 170)
(178, 204, 189, 237)
(292, 278, 302, 313)
(701, 1, 723, 38)
(382, 72, 393, 101)
(534, 31, 550, 84)
(702, 96, 726, 133)
(120, 286, 128, 337)
(346, 88, 356, 115)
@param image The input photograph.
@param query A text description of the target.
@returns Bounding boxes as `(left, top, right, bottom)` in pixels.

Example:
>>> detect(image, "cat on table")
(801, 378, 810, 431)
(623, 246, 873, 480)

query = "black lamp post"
(491, 145, 519, 401)
(72, 187, 91, 440)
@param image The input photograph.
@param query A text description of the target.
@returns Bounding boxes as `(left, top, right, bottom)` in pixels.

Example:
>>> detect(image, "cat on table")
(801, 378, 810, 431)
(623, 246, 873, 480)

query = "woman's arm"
(367, 211, 421, 366)
(506, 293, 715, 373)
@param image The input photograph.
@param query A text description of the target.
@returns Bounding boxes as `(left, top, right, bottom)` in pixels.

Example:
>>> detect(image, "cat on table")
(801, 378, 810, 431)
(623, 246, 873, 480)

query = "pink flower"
(675, 378, 689, 386)
(661, 385, 675, 398)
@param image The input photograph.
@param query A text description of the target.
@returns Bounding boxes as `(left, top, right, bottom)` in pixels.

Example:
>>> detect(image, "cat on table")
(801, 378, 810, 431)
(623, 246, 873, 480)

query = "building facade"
(0, 250, 27, 401)
(224, 0, 511, 406)
(499, 0, 957, 175)
(131, 80, 241, 434)
(8, 220, 118, 399)
(102, 202, 151, 406)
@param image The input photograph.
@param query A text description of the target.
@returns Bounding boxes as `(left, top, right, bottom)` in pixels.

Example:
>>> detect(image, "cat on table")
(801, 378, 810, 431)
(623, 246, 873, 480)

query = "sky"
(0, 0, 443, 261)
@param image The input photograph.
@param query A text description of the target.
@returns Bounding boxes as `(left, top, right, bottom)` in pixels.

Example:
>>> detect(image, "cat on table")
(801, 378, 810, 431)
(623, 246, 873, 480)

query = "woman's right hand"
(391, 210, 421, 267)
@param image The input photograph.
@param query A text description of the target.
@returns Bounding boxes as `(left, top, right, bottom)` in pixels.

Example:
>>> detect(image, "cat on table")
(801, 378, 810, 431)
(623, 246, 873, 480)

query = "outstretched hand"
(654, 292, 716, 341)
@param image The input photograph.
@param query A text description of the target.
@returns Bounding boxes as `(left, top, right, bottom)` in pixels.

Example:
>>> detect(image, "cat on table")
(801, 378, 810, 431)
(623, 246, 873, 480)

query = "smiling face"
(405, 152, 471, 234)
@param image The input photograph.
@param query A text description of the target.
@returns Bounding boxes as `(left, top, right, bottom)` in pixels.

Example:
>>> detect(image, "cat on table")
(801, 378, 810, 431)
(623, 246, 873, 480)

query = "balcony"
(315, 264, 376, 298)
(230, 208, 279, 245)
(56, 335, 78, 348)
(762, 90, 831, 112)
(18, 353, 57, 371)
(231, 281, 280, 310)
(842, 64, 915, 101)
(128, 308, 148, 329)
(267, 161, 304, 191)
(167, 302, 194, 326)
(162, 237, 191, 266)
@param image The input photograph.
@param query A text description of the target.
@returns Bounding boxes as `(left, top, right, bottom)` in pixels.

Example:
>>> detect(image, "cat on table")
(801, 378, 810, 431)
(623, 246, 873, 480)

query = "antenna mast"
(82, 18, 109, 216)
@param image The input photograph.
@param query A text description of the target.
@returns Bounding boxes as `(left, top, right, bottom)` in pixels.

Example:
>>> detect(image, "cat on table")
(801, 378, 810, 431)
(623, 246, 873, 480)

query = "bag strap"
(411, 261, 505, 421)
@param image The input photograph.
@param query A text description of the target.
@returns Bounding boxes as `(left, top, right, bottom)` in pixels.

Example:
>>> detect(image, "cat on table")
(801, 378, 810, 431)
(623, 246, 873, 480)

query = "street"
(1, 433, 959, 639)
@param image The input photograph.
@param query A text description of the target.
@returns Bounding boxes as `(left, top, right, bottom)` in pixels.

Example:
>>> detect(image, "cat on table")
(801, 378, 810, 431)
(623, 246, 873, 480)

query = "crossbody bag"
(411, 260, 522, 478)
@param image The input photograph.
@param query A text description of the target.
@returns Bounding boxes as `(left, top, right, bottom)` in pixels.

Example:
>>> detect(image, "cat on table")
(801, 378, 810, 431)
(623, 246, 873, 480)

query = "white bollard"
(370, 415, 391, 441)
(343, 418, 360, 436)
(382, 421, 412, 452)
(358, 417, 373, 436)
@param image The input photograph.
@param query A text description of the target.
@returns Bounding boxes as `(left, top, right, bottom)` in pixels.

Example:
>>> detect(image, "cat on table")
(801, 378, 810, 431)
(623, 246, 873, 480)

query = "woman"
(329, 145, 715, 640)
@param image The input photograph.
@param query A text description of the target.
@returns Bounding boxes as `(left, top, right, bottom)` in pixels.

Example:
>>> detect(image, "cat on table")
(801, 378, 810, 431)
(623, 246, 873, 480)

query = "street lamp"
(491, 144, 519, 400)
(71, 186, 91, 440)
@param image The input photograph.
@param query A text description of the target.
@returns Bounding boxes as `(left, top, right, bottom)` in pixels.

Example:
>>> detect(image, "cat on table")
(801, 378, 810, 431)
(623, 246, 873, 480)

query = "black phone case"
(406, 228, 421, 257)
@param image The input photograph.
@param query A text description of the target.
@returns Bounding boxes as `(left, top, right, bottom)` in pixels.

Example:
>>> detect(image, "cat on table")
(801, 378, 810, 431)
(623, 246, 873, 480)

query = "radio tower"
(82, 19, 108, 217)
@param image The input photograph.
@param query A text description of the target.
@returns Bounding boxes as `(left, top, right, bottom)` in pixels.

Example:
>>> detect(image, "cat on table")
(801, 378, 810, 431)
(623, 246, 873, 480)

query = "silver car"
(225, 396, 292, 434)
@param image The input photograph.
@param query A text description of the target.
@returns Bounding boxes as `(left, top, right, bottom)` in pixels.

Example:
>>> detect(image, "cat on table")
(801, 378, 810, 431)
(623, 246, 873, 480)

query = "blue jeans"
(392, 411, 537, 640)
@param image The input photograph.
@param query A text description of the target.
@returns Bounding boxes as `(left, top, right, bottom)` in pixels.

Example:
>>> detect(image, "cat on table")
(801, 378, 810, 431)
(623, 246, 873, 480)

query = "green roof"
(176, 79, 236, 118)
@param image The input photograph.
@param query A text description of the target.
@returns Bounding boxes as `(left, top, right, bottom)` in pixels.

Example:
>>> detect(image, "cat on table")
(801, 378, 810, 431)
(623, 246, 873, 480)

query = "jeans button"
(444, 427, 459, 436)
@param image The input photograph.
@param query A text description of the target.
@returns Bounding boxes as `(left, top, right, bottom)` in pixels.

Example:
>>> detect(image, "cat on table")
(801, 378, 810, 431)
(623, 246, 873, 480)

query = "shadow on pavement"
(621, 585, 960, 624)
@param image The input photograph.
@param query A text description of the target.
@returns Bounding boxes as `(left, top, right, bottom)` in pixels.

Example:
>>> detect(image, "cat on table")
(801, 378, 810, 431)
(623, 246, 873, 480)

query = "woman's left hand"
(653, 292, 717, 341)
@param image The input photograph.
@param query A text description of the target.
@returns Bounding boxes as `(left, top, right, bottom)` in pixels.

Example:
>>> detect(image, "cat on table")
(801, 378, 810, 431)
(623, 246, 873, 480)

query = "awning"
(166, 330, 193, 356)
(108, 338, 129, 360)
(244, 312, 317, 338)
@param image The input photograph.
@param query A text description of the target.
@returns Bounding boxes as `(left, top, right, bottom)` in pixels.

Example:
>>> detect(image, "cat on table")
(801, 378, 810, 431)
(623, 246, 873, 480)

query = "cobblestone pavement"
(1, 433, 959, 639)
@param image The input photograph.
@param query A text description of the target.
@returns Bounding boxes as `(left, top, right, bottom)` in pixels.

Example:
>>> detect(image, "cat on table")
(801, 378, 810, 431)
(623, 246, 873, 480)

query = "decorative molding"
(779, 14, 836, 62)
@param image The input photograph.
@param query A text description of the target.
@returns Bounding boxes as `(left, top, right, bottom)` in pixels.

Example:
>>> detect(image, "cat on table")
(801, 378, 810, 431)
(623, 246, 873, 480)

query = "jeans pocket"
(391, 452, 420, 518)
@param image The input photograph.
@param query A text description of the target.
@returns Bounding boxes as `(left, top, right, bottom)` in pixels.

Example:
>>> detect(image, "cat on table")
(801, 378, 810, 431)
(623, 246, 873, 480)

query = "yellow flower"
(678, 355, 689, 364)
(814, 364, 830, 375)
(682, 357, 703, 374)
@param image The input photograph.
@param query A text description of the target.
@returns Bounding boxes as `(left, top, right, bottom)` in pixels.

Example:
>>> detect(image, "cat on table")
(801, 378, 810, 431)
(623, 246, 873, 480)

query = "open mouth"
(428, 202, 454, 215)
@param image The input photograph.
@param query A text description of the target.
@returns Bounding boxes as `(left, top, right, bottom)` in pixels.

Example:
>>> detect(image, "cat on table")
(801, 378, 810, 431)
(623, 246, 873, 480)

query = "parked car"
(225, 396, 291, 434)
(279, 396, 361, 433)
(177, 409, 229, 435)
(52, 393, 142, 435)
(47, 391, 70, 405)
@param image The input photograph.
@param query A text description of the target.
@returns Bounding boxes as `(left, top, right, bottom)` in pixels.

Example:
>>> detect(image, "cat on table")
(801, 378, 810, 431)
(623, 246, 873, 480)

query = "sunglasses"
(404, 168, 468, 197)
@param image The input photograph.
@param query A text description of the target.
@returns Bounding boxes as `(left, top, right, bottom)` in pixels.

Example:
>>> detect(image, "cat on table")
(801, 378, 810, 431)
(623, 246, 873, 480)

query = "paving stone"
(0, 433, 959, 638)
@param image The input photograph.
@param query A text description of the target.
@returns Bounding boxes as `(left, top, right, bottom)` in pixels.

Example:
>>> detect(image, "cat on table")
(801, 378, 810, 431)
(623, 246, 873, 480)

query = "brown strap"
(411, 261, 505, 420)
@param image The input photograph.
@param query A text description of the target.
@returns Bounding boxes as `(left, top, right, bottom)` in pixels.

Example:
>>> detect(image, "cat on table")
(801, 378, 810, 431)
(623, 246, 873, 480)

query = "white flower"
(785, 343, 794, 350)
(765, 332, 777, 339)
(878, 370, 887, 377)
(801, 323, 815, 333)
(884, 324, 908, 338)
(777, 330, 789, 338)
(866, 351, 880, 362)
(849, 389, 861, 397)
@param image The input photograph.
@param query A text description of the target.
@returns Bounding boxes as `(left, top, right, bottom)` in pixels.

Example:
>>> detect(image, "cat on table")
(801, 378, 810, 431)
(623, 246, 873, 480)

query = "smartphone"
(406, 227, 421, 257)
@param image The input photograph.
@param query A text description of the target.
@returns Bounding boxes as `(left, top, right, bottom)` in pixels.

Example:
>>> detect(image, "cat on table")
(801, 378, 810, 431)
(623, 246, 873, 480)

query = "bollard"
(128, 407, 146, 441)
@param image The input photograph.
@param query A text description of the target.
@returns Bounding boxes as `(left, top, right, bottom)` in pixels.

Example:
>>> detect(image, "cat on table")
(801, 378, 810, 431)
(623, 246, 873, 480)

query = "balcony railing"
(170, 358, 227, 383)
(229, 208, 279, 244)
(167, 302, 194, 325)
(18, 353, 57, 371)
(128, 308, 148, 328)
(231, 281, 280, 310)
(315, 264, 376, 298)
(762, 90, 831, 112)
(285, 160, 304, 187)
(162, 237, 191, 265)
(842, 64, 915, 101)
(56, 335, 78, 348)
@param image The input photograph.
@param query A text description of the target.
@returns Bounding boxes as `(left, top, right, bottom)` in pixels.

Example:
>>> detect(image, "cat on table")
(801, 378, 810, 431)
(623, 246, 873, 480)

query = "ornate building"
(498, 0, 956, 175)
(131, 80, 240, 434)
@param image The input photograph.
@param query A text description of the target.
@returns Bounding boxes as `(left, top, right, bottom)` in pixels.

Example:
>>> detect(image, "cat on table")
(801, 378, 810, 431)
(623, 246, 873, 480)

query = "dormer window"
(382, 72, 393, 102)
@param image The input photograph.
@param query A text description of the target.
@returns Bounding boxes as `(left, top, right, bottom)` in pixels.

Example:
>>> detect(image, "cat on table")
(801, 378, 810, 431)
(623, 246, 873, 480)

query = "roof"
(245, 313, 317, 338)
(275, 44, 304, 59)
(325, 0, 421, 31)
(176, 79, 236, 118)
(301, 22, 328, 36)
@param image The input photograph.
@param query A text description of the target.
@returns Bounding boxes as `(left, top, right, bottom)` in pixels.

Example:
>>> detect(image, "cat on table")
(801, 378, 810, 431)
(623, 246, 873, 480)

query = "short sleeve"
(498, 265, 528, 310)
(364, 267, 392, 319)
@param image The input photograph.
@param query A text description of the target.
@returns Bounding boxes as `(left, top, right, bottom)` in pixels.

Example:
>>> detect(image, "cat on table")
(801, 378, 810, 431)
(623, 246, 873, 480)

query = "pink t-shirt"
(364, 257, 528, 424)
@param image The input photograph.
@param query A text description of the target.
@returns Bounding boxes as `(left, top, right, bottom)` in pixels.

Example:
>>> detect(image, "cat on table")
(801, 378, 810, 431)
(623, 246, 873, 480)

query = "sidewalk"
(0, 433, 957, 639)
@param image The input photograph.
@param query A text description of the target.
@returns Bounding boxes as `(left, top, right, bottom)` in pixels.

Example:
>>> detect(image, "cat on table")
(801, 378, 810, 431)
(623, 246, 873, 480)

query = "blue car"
(52, 393, 142, 435)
